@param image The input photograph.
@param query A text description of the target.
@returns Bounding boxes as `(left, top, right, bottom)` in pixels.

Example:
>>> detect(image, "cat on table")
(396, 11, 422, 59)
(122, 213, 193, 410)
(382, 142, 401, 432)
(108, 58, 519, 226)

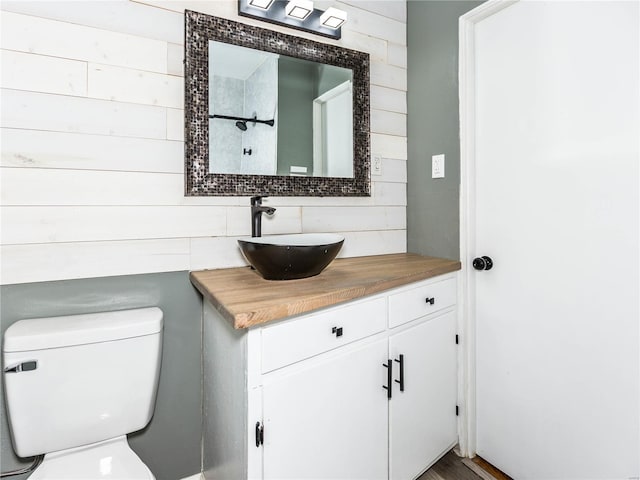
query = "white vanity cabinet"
(388, 278, 458, 480)
(202, 273, 458, 480)
(260, 297, 389, 480)
(388, 312, 457, 480)
(262, 338, 389, 480)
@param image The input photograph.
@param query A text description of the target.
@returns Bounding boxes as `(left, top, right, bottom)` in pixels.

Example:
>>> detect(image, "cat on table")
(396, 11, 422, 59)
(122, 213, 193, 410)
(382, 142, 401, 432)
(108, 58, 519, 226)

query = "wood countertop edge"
(189, 273, 238, 325)
(190, 255, 461, 329)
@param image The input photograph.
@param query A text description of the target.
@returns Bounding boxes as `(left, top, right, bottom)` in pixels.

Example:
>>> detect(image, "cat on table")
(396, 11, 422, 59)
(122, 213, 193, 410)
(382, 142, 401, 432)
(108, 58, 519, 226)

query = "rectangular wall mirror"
(185, 10, 371, 196)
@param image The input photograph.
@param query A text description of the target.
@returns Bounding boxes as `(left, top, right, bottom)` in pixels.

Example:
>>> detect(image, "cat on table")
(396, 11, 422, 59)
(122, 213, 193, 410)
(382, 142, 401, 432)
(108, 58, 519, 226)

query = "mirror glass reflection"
(208, 40, 354, 178)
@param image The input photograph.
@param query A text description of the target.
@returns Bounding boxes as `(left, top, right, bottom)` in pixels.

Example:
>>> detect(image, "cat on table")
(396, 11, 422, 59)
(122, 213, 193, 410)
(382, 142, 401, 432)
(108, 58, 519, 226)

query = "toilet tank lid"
(3, 307, 163, 352)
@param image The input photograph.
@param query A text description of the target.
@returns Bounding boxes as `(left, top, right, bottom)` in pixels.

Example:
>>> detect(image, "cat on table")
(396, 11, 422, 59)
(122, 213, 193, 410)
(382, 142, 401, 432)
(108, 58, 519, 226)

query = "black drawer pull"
(425, 297, 435, 305)
(331, 326, 343, 337)
(394, 354, 405, 392)
(382, 359, 393, 399)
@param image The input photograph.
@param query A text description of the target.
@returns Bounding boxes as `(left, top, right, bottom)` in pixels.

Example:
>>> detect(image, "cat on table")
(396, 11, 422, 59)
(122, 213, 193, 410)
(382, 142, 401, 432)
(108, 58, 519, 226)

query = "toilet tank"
(2, 307, 163, 458)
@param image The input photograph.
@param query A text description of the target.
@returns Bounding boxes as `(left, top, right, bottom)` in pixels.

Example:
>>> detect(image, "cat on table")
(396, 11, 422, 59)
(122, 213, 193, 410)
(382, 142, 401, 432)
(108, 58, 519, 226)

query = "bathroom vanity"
(190, 253, 461, 480)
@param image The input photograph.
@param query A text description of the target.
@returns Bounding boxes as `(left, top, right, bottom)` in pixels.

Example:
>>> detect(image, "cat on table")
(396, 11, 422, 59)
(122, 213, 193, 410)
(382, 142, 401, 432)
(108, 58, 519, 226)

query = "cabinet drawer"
(388, 277, 456, 328)
(261, 297, 386, 373)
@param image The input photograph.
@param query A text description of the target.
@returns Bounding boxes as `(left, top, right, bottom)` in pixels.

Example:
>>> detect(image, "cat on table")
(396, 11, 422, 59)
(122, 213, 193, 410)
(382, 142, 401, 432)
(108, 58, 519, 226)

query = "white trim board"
(457, 0, 518, 458)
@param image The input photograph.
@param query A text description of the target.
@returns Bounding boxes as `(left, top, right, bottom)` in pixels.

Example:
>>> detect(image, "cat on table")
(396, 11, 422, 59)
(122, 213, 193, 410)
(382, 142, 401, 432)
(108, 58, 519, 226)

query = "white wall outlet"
(372, 154, 382, 176)
(432, 154, 445, 178)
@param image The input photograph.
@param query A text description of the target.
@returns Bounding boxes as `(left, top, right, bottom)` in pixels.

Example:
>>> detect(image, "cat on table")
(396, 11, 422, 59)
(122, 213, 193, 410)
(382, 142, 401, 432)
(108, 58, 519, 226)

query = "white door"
(312, 81, 353, 177)
(463, 1, 639, 478)
(389, 311, 458, 480)
(262, 338, 388, 480)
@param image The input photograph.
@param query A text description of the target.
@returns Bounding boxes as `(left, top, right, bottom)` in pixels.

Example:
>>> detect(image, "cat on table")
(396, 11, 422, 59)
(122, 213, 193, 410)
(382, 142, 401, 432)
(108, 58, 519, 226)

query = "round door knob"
(472, 256, 493, 271)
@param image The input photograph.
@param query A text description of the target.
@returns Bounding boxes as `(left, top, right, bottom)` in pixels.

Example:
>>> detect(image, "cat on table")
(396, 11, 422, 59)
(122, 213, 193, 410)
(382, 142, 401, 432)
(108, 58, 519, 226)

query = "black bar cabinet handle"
(425, 297, 435, 305)
(255, 422, 263, 447)
(382, 359, 393, 399)
(394, 354, 405, 392)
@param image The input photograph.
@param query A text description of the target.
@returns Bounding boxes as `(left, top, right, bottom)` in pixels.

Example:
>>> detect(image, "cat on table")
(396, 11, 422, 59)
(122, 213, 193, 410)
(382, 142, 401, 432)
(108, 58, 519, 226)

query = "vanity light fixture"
(238, 0, 346, 39)
(320, 7, 347, 29)
(285, 0, 313, 20)
(247, 0, 275, 9)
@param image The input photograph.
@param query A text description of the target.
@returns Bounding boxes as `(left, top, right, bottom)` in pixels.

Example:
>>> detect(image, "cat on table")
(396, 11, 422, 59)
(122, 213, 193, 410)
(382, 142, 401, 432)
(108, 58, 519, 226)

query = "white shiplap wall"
(0, 0, 408, 285)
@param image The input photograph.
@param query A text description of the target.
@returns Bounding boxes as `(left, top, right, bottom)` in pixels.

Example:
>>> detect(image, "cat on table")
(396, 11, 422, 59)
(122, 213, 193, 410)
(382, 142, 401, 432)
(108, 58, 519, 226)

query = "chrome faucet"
(250, 196, 276, 237)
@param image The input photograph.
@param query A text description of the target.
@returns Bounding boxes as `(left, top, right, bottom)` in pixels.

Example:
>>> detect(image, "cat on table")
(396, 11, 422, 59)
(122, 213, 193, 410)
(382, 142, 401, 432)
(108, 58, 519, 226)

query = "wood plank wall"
(0, 0, 408, 285)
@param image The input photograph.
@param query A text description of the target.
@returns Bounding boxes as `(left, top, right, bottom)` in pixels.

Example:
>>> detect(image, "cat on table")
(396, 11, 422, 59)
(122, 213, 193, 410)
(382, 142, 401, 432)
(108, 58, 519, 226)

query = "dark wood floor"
(418, 451, 483, 480)
(419, 450, 513, 480)
(469, 456, 513, 480)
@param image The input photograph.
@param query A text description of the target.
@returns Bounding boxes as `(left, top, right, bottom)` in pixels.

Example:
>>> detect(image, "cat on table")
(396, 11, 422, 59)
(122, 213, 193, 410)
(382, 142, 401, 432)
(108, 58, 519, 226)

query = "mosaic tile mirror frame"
(184, 9, 371, 196)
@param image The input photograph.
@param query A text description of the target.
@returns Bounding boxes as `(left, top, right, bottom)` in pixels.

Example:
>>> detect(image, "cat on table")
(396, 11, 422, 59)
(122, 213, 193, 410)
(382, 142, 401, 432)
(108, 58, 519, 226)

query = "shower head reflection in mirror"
(209, 114, 276, 131)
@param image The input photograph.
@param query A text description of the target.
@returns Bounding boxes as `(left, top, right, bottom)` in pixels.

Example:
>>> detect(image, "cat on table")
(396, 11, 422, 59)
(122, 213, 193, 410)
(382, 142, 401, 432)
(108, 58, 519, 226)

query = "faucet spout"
(250, 196, 276, 237)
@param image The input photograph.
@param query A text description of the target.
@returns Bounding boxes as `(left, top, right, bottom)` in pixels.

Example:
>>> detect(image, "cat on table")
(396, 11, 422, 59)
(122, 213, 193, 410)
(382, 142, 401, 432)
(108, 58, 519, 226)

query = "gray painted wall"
(406, 0, 483, 261)
(277, 57, 316, 175)
(0, 272, 202, 480)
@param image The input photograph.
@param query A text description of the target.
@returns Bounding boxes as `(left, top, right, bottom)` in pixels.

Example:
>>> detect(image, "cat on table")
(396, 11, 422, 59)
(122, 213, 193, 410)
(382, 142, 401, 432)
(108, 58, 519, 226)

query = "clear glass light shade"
(320, 7, 347, 29)
(285, 0, 314, 20)
(248, 0, 275, 9)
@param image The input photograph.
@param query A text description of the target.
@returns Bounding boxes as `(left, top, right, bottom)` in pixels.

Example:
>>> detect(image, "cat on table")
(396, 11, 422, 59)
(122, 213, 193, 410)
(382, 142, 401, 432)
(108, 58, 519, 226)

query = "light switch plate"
(432, 154, 445, 178)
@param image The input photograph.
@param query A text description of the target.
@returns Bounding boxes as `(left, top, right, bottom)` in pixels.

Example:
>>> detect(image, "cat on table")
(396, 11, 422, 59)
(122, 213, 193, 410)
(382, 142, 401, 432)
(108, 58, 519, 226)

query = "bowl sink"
(238, 233, 344, 280)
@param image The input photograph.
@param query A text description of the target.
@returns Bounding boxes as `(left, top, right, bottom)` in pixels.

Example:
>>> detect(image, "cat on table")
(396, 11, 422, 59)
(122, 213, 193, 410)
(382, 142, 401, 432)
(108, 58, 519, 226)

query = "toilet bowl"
(2, 307, 163, 480)
(29, 437, 154, 480)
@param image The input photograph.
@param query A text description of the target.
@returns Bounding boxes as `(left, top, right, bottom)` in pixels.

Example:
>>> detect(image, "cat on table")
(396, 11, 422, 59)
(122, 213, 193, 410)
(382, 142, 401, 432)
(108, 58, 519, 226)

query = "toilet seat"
(29, 436, 154, 480)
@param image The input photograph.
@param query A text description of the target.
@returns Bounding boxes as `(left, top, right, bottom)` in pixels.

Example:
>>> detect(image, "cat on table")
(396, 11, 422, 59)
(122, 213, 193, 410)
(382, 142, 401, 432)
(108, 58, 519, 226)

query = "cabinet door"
(262, 338, 388, 480)
(389, 311, 457, 480)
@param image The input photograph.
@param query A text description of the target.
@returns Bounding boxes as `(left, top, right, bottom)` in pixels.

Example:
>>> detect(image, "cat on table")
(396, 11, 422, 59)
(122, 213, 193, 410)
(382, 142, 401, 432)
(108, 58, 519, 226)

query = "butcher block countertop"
(190, 253, 461, 329)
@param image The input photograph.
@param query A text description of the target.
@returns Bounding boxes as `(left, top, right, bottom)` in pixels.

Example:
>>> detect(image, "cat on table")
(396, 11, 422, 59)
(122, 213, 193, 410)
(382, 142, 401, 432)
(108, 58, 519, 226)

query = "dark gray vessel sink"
(238, 233, 344, 280)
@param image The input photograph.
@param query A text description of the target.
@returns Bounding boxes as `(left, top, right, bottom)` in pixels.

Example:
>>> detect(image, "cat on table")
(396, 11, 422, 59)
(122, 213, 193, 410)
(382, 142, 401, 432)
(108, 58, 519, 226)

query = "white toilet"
(2, 307, 163, 479)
